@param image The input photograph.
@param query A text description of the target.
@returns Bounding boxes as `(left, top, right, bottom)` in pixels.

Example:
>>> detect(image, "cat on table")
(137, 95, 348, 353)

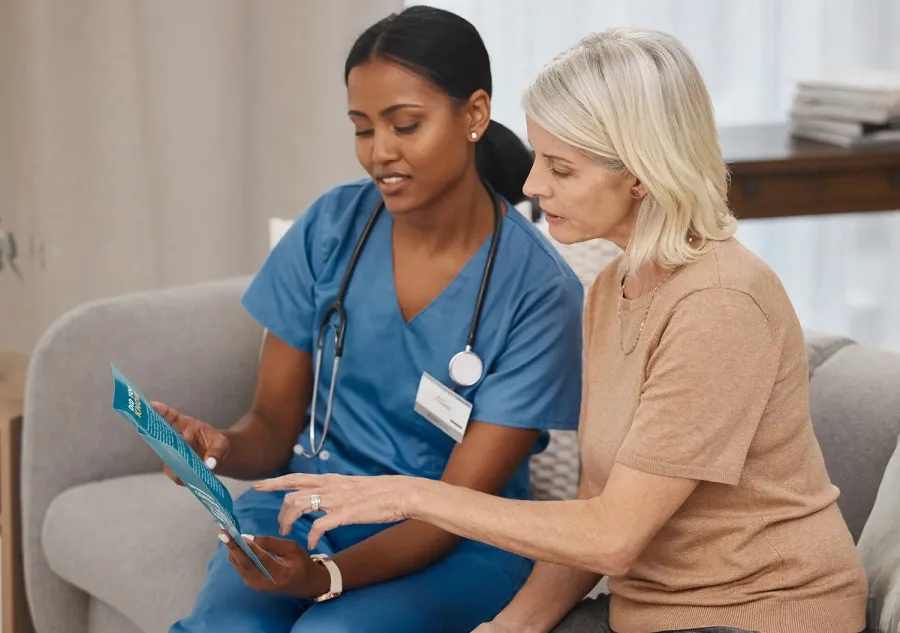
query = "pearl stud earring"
(471, 132, 478, 140)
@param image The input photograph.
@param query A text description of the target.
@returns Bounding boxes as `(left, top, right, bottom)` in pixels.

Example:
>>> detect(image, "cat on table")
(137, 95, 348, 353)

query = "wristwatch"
(310, 554, 343, 602)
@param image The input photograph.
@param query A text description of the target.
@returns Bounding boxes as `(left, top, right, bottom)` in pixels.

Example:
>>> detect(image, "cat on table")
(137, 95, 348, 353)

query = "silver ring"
(310, 494, 321, 512)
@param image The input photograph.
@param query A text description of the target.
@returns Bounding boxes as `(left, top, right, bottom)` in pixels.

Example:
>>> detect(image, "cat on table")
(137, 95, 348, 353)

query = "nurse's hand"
(254, 473, 415, 548)
(219, 532, 330, 599)
(152, 401, 230, 485)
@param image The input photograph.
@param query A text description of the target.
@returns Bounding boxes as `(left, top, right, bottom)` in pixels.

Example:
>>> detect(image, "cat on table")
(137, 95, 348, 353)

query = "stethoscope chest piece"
(448, 347, 484, 388)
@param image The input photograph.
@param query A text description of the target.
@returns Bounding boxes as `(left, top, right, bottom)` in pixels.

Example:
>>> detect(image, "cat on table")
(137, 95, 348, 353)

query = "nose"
(371, 128, 400, 166)
(522, 162, 549, 199)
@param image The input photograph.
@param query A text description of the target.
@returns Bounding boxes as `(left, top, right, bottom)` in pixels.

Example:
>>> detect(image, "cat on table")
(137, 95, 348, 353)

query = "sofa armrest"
(22, 276, 262, 633)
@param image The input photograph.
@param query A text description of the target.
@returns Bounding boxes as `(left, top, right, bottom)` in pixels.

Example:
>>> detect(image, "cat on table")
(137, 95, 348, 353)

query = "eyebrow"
(542, 153, 575, 165)
(347, 103, 425, 118)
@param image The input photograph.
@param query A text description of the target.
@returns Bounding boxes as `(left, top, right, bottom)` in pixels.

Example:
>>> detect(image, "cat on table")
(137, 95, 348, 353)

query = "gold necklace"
(618, 267, 677, 355)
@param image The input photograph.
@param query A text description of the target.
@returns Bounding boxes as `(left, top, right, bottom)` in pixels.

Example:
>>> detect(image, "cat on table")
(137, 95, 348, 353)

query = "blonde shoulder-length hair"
(522, 27, 736, 275)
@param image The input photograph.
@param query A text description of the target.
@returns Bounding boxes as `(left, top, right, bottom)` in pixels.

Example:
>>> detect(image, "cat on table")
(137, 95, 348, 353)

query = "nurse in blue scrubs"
(159, 6, 583, 633)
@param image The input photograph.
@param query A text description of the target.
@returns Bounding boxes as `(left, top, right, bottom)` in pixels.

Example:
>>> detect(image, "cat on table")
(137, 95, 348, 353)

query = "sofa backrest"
(805, 331, 900, 541)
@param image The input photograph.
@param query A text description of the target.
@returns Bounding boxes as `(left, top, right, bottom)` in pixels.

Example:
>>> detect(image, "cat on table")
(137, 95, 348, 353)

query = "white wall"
(0, 0, 400, 353)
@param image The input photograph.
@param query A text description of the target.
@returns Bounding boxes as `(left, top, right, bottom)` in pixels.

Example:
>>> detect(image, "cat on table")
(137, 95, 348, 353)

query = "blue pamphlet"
(110, 364, 274, 582)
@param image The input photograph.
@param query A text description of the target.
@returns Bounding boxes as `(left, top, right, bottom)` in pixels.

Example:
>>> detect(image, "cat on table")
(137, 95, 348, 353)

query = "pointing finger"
(254, 473, 311, 492)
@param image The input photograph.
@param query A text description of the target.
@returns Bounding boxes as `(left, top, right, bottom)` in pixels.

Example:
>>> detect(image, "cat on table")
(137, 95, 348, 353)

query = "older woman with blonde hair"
(251, 27, 868, 633)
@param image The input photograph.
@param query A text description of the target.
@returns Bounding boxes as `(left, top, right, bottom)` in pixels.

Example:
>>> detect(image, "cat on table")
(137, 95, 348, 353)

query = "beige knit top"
(579, 238, 868, 633)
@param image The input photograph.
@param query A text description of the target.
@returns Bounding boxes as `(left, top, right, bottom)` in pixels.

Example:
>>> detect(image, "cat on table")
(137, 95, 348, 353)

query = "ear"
(628, 175, 648, 200)
(464, 89, 491, 141)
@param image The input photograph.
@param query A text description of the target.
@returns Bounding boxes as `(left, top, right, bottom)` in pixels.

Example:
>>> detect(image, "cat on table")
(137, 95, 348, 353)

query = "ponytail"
(475, 120, 534, 205)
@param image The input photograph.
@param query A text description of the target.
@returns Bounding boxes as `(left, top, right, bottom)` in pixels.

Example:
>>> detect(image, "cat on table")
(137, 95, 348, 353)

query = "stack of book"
(789, 70, 900, 148)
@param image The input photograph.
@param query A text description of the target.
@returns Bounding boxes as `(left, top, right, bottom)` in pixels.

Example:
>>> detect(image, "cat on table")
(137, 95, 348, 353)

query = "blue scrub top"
(241, 179, 583, 504)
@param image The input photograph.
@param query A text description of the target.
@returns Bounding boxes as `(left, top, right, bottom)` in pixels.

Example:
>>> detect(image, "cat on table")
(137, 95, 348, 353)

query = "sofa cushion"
(43, 473, 252, 633)
(88, 598, 144, 633)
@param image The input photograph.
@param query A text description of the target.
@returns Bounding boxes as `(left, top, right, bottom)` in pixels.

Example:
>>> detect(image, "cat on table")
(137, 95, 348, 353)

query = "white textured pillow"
(259, 218, 296, 352)
(858, 435, 900, 632)
(269, 217, 294, 251)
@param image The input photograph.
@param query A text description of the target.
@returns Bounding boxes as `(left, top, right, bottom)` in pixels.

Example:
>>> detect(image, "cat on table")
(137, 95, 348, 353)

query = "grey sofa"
(20, 275, 900, 633)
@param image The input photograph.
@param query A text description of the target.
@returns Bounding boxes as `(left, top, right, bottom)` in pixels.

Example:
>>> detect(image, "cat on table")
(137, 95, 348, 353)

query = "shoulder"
(677, 238, 789, 313)
(257, 178, 380, 289)
(502, 210, 582, 282)
(499, 209, 585, 308)
(693, 237, 784, 295)
(275, 178, 379, 260)
(664, 238, 796, 347)
(291, 178, 380, 236)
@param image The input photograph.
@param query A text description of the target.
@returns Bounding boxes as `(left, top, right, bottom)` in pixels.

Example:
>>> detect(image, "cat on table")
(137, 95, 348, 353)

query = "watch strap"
(310, 554, 343, 602)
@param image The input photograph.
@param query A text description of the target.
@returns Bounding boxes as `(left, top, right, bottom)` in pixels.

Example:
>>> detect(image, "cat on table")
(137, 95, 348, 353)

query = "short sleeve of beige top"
(579, 238, 868, 633)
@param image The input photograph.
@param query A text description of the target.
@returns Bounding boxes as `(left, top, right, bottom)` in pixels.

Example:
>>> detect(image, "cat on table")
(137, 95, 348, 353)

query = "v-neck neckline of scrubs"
(386, 211, 504, 327)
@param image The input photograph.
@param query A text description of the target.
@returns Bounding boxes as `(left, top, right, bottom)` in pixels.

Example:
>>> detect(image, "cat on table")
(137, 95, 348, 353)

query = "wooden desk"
(0, 353, 26, 443)
(722, 124, 900, 220)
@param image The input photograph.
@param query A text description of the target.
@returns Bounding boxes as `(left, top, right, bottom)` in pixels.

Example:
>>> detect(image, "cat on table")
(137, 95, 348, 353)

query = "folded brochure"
(110, 364, 274, 582)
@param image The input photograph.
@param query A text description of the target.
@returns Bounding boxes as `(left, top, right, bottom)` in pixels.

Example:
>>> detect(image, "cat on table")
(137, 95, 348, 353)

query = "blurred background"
(1, 0, 900, 355)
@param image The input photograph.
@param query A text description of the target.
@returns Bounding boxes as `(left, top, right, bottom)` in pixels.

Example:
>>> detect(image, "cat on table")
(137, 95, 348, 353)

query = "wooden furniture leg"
(2, 415, 35, 633)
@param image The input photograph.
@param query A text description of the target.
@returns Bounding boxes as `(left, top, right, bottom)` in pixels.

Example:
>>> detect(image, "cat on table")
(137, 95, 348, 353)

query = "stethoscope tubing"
(298, 183, 503, 458)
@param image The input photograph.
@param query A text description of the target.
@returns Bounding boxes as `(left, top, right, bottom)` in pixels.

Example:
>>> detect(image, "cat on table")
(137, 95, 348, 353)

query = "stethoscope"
(294, 187, 503, 459)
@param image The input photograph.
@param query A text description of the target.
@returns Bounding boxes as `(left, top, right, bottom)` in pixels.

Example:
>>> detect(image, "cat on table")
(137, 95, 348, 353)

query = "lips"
(374, 173, 411, 195)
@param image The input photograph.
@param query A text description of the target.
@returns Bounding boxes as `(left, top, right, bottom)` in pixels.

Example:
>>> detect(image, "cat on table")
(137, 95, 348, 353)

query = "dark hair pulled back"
(344, 5, 533, 204)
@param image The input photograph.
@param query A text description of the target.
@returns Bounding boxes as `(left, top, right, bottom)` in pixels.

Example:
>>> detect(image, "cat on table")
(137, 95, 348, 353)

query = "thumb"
(152, 401, 188, 431)
(151, 401, 176, 420)
(252, 536, 301, 557)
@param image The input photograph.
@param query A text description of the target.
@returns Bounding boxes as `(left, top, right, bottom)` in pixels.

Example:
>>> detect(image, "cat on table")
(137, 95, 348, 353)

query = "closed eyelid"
(548, 159, 572, 171)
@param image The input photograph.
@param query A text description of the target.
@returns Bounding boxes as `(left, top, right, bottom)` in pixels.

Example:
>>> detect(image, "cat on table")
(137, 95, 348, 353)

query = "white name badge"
(414, 372, 473, 443)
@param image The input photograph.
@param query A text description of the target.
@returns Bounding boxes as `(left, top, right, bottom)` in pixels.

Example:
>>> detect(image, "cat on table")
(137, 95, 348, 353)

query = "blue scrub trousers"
(170, 489, 533, 632)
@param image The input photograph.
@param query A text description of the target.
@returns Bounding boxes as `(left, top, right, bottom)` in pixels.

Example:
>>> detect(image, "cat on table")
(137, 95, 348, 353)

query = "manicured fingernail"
(241, 534, 255, 542)
(205, 457, 217, 470)
(218, 533, 230, 543)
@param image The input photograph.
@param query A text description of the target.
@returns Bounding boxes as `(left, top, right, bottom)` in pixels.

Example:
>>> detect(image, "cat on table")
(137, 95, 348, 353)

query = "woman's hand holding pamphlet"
(109, 364, 275, 583)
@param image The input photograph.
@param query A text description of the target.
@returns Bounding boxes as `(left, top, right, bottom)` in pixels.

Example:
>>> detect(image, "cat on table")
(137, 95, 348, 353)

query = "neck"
(608, 213, 637, 253)
(622, 259, 666, 300)
(392, 170, 497, 253)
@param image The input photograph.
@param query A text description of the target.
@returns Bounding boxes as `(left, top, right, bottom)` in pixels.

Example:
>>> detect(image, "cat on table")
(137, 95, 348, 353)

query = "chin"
(380, 193, 423, 216)
(546, 223, 590, 245)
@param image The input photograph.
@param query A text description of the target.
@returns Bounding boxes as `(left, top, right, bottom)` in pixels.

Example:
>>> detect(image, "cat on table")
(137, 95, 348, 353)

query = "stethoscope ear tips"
(448, 349, 484, 388)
